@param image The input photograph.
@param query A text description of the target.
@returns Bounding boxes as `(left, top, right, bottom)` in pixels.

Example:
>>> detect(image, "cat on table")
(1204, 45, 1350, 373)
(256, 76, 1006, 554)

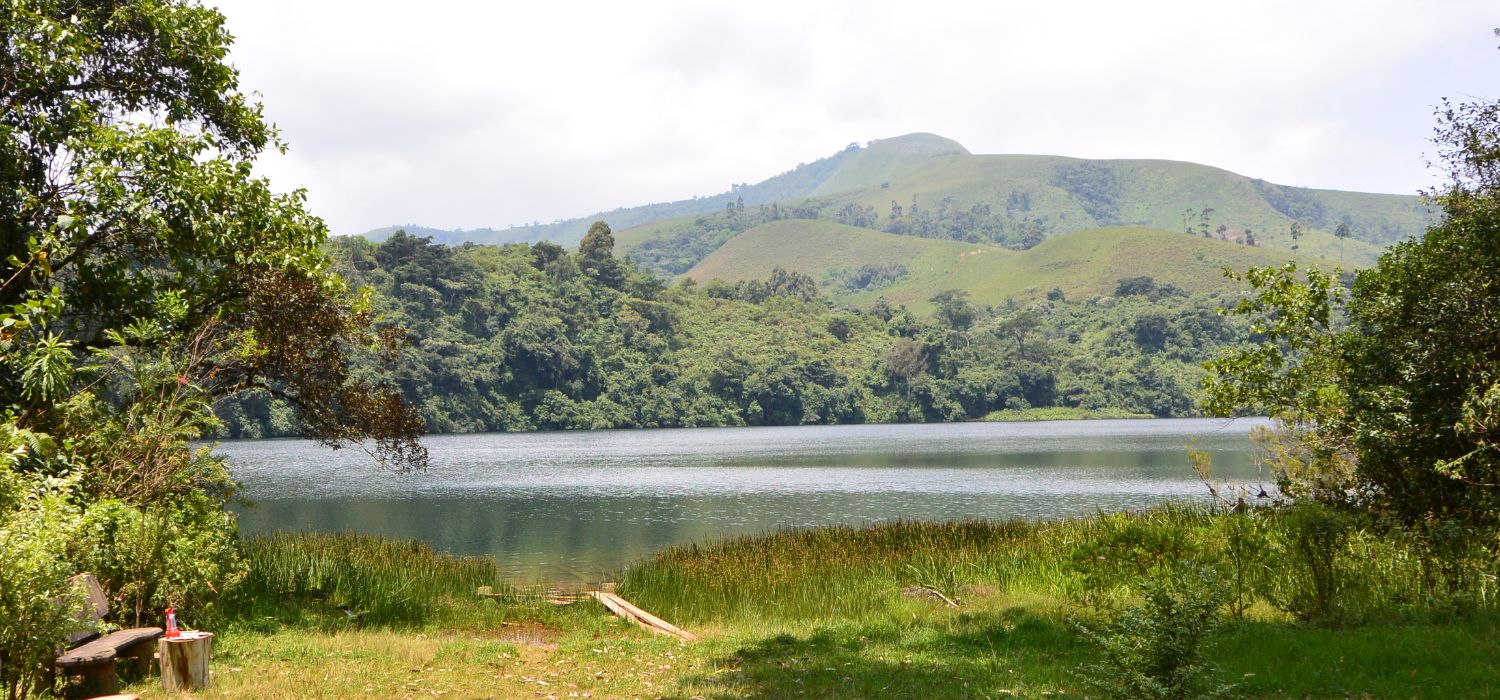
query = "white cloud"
(211, 0, 1499, 234)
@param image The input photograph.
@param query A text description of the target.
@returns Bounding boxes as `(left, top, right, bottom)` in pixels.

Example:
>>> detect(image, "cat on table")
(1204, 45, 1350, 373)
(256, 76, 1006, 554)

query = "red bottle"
(165, 607, 179, 639)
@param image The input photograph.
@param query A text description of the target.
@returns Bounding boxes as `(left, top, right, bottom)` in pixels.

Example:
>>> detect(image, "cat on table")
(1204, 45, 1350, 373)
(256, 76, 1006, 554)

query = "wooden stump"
(158, 632, 213, 691)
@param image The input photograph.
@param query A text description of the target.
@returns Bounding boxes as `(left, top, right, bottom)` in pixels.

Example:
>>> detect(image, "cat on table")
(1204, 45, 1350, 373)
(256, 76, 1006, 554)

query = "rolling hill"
(686, 220, 1337, 313)
(365, 133, 1432, 266)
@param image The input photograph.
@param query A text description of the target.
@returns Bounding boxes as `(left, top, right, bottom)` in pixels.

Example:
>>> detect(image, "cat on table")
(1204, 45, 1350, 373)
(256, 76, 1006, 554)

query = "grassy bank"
(117, 511, 1500, 698)
(981, 406, 1155, 422)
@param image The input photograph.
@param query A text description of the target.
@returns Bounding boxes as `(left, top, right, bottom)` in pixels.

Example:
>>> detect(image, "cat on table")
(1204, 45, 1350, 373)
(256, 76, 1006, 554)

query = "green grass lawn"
(116, 514, 1500, 698)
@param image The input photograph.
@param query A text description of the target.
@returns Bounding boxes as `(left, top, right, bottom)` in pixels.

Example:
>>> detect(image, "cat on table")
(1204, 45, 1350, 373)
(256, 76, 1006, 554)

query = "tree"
(1, 0, 426, 689)
(578, 220, 625, 289)
(997, 310, 1042, 360)
(1334, 221, 1351, 263)
(0, 0, 423, 470)
(931, 290, 976, 331)
(1289, 220, 1303, 251)
(1205, 59, 1500, 525)
(886, 337, 928, 402)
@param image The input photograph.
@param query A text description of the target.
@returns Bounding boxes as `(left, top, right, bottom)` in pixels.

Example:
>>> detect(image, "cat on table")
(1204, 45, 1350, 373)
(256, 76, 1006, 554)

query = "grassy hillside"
(810, 132, 969, 196)
(366, 133, 1429, 266)
(358, 142, 864, 245)
(688, 220, 1336, 312)
(809, 137, 1427, 266)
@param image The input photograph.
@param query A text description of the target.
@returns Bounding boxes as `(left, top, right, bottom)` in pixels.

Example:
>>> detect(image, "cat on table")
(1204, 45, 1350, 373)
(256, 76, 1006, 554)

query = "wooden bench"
(53, 574, 163, 695)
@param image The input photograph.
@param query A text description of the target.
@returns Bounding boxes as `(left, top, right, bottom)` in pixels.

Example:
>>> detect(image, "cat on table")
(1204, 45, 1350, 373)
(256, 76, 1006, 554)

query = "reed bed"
(239, 531, 517, 626)
(618, 505, 1500, 626)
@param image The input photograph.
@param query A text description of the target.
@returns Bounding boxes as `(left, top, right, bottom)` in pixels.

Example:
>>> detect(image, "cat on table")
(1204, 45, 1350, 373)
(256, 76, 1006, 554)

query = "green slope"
(370, 132, 1430, 272)
(358, 142, 864, 245)
(805, 136, 1428, 266)
(687, 220, 1338, 312)
(810, 132, 969, 196)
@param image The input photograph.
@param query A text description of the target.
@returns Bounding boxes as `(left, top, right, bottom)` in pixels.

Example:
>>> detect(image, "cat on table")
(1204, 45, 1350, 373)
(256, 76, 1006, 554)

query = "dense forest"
(219, 226, 1251, 437)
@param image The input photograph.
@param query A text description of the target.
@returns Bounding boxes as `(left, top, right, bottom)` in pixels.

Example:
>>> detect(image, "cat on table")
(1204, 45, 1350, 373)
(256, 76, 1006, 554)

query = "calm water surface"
(222, 418, 1271, 583)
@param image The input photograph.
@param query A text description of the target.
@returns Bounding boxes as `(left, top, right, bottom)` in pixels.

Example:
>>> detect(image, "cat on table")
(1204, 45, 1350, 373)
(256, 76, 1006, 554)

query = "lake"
(222, 418, 1272, 583)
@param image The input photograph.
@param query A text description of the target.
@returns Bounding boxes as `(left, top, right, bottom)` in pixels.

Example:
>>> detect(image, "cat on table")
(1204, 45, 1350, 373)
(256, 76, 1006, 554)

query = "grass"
(981, 406, 1154, 421)
(236, 532, 517, 627)
(686, 221, 1340, 312)
(112, 511, 1500, 698)
(809, 140, 1425, 266)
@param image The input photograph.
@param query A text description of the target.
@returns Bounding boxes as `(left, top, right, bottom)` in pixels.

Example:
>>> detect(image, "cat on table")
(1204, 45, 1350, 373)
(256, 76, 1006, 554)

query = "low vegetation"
(105, 509, 1500, 698)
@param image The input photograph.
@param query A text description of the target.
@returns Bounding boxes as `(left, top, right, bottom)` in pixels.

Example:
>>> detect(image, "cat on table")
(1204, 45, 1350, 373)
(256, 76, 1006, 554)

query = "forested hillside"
(219, 229, 1255, 437)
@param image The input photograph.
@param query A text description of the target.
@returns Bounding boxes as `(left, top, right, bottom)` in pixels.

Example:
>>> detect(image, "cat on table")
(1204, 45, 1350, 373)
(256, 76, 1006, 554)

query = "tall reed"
(239, 531, 513, 626)
(618, 506, 1499, 626)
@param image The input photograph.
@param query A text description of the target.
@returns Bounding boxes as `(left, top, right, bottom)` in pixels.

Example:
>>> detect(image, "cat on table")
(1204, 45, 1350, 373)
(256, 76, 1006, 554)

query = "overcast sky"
(212, 0, 1498, 235)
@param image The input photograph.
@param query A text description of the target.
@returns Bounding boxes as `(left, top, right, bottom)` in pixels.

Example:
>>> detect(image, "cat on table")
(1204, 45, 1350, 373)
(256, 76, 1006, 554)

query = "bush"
(74, 493, 246, 628)
(1265, 502, 1354, 623)
(1212, 510, 1270, 619)
(1074, 565, 1235, 700)
(1070, 513, 1197, 610)
(0, 476, 86, 700)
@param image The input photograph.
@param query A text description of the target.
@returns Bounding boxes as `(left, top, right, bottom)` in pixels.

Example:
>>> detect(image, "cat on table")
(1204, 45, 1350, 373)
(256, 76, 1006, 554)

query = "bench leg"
(78, 660, 117, 695)
(120, 641, 155, 680)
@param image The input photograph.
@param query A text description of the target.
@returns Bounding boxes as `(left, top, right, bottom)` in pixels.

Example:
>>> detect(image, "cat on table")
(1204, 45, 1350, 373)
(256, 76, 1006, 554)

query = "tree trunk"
(158, 632, 212, 691)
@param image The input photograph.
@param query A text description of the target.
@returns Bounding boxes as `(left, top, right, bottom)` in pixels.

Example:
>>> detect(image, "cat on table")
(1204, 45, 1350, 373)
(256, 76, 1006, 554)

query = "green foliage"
(223, 231, 1258, 435)
(1263, 502, 1355, 623)
(1053, 161, 1122, 224)
(0, 470, 86, 700)
(827, 262, 909, 293)
(1068, 513, 1197, 610)
(0, 1, 427, 689)
(1204, 81, 1500, 527)
(1074, 566, 1235, 700)
(74, 494, 246, 627)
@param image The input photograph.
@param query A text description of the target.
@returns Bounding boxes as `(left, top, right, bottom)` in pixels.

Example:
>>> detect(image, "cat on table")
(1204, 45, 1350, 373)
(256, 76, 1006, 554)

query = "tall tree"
(1205, 54, 1500, 525)
(0, 0, 423, 469)
(578, 220, 625, 289)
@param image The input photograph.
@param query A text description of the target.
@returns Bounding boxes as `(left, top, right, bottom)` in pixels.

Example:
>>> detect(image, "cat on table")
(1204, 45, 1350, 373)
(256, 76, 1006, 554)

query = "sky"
(212, 0, 1499, 235)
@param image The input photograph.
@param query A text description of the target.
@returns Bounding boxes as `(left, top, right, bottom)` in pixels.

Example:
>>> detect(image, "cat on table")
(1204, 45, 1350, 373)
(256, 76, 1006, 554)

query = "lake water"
(221, 418, 1272, 583)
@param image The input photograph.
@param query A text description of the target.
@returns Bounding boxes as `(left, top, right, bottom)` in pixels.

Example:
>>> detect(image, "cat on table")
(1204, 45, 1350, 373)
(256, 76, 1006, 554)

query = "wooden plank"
(55, 646, 116, 668)
(69, 573, 110, 621)
(57, 628, 162, 668)
(588, 591, 698, 641)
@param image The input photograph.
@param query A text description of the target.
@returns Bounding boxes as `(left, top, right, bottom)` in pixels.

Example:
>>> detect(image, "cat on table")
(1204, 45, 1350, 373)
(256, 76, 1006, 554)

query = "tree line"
(219, 227, 1254, 437)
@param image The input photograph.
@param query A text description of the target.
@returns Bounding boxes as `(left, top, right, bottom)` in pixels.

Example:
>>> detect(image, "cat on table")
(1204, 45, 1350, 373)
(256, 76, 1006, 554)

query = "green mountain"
(359, 142, 866, 245)
(361, 132, 1432, 288)
(686, 220, 1335, 313)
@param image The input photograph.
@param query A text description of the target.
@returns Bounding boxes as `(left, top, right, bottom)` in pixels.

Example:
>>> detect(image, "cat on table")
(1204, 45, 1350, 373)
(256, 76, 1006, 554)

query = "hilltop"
(363, 133, 1432, 271)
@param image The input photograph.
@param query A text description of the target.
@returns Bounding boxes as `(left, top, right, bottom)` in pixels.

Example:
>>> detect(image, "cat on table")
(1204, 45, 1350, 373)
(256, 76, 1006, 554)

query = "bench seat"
(55, 627, 163, 694)
(55, 627, 162, 669)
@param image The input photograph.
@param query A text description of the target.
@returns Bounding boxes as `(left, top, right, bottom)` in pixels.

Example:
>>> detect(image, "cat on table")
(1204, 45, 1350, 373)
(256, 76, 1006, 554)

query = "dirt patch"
(446, 622, 560, 648)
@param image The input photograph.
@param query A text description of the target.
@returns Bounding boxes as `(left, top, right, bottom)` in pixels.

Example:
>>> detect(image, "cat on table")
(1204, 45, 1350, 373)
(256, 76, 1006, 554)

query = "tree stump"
(158, 632, 213, 691)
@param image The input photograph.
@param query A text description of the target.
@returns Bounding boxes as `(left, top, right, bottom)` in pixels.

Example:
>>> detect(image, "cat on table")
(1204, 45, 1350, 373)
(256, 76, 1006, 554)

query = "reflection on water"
(221, 418, 1271, 583)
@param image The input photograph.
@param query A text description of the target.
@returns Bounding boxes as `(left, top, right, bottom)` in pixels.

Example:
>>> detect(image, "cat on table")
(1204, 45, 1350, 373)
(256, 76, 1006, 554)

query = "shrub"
(1265, 502, 1354, 623)
(74, 493, 247, 628)
(0, 476, 86, 700)
(1074, 566, 1235, 700)
(1070, 513, 1196, 610)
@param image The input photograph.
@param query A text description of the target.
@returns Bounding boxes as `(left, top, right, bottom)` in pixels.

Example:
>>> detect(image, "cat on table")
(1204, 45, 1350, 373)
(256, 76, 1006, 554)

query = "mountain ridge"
(360, 132, 1431, 257)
